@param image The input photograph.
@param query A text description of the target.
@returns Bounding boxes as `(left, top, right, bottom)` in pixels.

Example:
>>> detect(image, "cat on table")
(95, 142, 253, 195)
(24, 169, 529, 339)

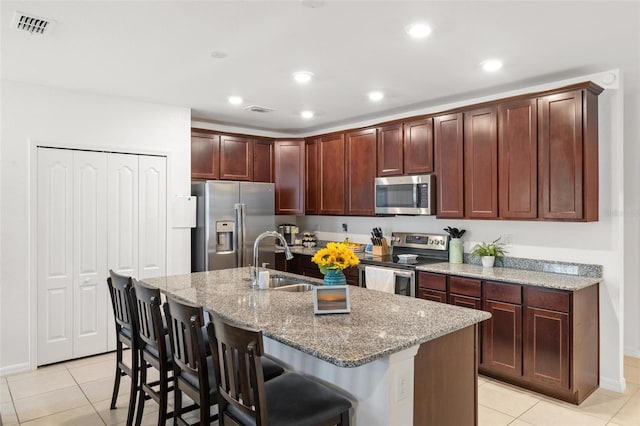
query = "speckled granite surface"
(416, 262, 599, 291)
(143, 267, 490, 368)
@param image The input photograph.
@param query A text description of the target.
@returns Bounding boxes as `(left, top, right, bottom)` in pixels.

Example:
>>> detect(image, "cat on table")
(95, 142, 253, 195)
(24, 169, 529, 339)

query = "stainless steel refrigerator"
(192, 181, 275, 272)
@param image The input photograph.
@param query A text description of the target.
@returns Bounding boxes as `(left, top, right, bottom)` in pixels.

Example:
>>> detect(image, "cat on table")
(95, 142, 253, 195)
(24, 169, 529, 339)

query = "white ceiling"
(2, 1, 639, 135)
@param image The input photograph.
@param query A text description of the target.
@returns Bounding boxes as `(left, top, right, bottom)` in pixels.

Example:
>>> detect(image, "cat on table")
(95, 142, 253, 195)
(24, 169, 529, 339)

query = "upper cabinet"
(464, 106, 498, 218)
(253, 139, 274, 183)
(220, 135, 253, 181)
(275, 140, 305, 215)
(538, 85, 601, 221)
(318, 134, 346, 215)
(346, 128, 377, 215)
(434, 113, 464, 218)
(404, 118, 434, 175)
(305, 139, 320, 215)
(191, 130, 219, 180)
(376, 118, 433, 177)
(499, 98, 538, 219)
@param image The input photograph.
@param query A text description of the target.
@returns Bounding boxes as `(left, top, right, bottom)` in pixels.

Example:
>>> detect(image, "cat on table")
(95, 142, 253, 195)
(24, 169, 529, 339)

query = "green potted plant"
(470, 237, 507, 268)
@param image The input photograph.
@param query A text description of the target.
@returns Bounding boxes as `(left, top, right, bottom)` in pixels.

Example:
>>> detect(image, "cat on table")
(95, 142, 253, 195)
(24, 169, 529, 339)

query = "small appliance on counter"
(302, 232, 317, 248)
(277, 223, 299, 246)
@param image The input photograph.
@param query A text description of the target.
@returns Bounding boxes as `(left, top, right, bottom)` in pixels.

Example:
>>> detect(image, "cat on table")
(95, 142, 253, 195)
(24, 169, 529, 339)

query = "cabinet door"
(404, 118, 434, 175)
(538, 90, 583, 220)
(448, 294, 481, 310)
(524, 306, 570, 389)
(305, 139, 319, 214)
(499, 99, 537, 219)
(275, 140, 305, 214)
(139, 156, 167, 280)
(220, 135, 253, 181)
(435, 113, 464, 218)
(482, 300, 522, 376)
(464, 107, 498, 218)
(191, 131, 219, 179)
(72, 151, 108, 358)
(377, 123, 403, 176)
(254, 140, 274, 183)
(418, 289, 447, 303)
(319, 134, 346, 215)
(37, 148, 74, 364)
(346, 128, 377, 216)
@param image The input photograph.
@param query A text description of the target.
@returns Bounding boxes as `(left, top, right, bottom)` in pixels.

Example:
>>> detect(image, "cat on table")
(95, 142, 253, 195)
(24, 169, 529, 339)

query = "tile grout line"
(66, 358, 110, 426)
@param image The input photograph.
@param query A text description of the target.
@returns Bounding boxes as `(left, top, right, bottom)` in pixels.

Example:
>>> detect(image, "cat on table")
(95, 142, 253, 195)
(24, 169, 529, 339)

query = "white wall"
(291, 70, 634, 392)
(0, 80, 191, 374)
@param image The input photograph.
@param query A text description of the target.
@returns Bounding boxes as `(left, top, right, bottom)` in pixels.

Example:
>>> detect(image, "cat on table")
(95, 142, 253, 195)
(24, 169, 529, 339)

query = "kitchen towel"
(365, 266, 395, 294)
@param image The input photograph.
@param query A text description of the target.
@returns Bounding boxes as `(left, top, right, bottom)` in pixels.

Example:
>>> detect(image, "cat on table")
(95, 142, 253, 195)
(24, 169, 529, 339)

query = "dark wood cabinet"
(220, 135, 253, 181)
(345, 128, 377, 216)
(191, 130, 220, 179)
(404, 118, 434, 175)
(481, 281, 523, 376)
(343, 266, 359, 286)
(274, 252, 302, 275)
(434, 113, 464, 218)
(253, 140, 274, 183)
(464, 107, 498, 218)
(538, 85, 601, 221)
(499, 98, 538, 219)
(318, 134, 346, 215)
(275, 140, 305, 214)
(419, 289, 447, 303)
(418, 272, 447, 303)
(377, 123, 404, 176)
(305, 139, 319, 214)
(448, 276, 482, 309)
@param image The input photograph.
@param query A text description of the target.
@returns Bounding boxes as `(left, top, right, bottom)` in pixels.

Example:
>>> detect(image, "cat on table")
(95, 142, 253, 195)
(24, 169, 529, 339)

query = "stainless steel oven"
(357, 265, 415, 297)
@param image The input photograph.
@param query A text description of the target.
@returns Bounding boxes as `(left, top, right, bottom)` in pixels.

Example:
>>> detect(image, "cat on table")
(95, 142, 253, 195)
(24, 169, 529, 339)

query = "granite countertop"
(143, 267, 490, 368)
(416, 262, 600, 291)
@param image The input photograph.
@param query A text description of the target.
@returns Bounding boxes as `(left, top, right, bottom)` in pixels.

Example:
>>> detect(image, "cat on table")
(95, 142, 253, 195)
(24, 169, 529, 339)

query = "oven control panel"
(391, 233, 449, 250)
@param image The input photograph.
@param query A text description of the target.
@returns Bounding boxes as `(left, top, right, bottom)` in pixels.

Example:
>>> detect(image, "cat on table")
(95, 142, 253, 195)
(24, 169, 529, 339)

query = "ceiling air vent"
(12, 11, 56, 35)
(244, 105, 274, 113)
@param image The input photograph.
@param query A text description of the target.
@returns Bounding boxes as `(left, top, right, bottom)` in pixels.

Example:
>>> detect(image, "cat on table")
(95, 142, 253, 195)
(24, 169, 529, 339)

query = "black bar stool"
(106, 270, 139, 426)
(208, 313, 352, 426)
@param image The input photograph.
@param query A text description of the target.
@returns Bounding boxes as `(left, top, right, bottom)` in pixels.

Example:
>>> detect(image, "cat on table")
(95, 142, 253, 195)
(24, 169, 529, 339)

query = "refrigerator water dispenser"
(216, 221, 234, 253)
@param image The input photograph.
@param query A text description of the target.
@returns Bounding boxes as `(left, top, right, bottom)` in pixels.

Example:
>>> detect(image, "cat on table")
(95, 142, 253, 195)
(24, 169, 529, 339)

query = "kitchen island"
(144, 267, 490, 425)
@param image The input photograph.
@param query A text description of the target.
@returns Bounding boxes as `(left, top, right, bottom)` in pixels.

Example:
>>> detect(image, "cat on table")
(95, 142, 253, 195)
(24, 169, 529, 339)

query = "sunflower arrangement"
(311, 242, 360, 274)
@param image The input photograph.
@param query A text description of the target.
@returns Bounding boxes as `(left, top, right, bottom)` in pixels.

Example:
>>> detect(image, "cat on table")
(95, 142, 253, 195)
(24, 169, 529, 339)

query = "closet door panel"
(139, 156, 167, 279)
(72, 151, 108, 357)
(37, 148, 74, 365)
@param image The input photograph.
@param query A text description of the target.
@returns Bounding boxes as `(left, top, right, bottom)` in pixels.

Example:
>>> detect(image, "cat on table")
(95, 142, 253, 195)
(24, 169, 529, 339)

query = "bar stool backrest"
(131, 279, 165, 355)
(165, 296, 208, 381)
(107, 270, 135, 334)
(208, 313, 268, 425)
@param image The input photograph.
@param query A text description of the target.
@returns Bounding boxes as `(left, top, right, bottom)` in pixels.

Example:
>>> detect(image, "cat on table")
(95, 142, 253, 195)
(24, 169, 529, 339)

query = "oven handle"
(393, 270, 413, 279)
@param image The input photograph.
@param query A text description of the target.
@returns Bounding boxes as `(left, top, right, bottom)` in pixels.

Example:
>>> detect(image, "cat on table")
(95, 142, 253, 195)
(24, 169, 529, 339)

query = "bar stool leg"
(134, 359, 147, 426)
(126, 351, 139, 426)
(110, 340, 123, 409)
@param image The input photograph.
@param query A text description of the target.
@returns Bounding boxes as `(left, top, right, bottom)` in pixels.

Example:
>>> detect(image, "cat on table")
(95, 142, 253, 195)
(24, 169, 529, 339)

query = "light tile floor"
(0, 351, 638, 425)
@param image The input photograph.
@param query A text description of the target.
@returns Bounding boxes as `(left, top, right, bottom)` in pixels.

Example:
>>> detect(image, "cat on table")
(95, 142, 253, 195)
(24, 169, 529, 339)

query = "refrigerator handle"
(234, 203, 246, 267)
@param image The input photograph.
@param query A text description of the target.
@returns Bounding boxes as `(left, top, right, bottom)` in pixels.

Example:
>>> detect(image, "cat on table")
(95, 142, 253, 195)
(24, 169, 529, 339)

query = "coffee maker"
(277, 223, 299, 246)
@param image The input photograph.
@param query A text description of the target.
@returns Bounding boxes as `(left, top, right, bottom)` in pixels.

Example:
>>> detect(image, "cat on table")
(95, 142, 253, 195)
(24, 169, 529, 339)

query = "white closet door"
(107, 153, 139, 349)
(37, 148, 74, 365)
(72, 151, 108, 358)
(138, 156, 167, 279)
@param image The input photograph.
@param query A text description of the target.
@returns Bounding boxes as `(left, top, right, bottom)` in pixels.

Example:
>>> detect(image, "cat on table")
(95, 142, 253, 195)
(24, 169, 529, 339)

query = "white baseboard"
(0, 362, 32, 377)
(600, 376, 626, 393)
(624, 346, 640, 358)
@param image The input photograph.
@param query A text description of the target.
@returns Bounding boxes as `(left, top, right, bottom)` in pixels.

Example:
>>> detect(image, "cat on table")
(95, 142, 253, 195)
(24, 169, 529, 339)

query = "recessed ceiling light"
(481, 59, 503, 72)
(228, 96, 243, 105)
(368, 91, 385, 101)
(406, 23, 432, 39)
(210, 51, 228, 59)
(293, 71, 314, 84)
(300, 110, 314, 119)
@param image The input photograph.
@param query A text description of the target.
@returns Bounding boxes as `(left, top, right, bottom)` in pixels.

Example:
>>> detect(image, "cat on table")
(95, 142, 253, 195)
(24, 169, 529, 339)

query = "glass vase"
(323, 268, 347, 286)
(449, 238, 464, 264)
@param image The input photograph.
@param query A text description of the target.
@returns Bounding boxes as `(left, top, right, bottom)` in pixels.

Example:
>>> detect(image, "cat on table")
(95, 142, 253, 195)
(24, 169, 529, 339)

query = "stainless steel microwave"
(374, 174, 435, 215)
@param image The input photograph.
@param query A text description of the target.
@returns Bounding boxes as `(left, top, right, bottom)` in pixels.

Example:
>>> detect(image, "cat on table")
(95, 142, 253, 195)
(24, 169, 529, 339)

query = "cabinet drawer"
(449, 276, 481, 297)
(418, 289, 447, 303)
(418, 272, 446, 291)
(485, 281, 522, 304)
(526, 287, 570, 312)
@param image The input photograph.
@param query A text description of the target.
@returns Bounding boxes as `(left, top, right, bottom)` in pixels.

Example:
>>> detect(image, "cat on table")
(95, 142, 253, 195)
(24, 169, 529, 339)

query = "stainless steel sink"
(269, 275, 316, 292)
(272, 283, 316, 292)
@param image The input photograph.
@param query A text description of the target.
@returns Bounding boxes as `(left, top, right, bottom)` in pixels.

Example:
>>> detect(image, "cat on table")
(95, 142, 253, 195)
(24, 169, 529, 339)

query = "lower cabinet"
(417, 271, 599, 404)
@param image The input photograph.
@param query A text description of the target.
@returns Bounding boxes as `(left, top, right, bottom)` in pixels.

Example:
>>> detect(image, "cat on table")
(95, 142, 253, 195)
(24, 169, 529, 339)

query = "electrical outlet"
(342, 223, 348, 232)
(396, 372, 409, 401)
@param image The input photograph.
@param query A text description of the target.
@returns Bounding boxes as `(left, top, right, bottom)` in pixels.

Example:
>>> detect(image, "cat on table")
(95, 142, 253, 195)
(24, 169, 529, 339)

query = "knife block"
(371, 238, 390, 256)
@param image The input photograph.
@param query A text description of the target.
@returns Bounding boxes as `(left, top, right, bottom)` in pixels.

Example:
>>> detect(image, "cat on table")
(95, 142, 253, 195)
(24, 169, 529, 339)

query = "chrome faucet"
(252, 231, 294, 286)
